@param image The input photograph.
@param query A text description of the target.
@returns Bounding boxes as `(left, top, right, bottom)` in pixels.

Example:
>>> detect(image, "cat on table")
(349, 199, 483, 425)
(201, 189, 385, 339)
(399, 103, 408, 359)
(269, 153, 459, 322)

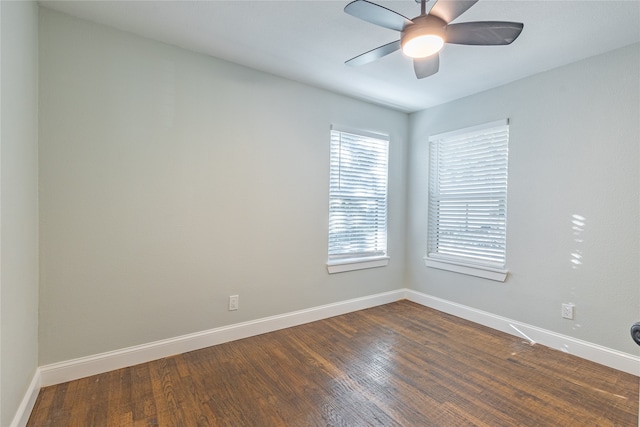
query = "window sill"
(423, 257, 507, 282)
(327, 257, 390, 274)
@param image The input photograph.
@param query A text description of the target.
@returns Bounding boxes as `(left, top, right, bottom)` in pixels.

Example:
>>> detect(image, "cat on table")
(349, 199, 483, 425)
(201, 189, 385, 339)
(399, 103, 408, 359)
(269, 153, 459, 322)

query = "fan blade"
(344, 0, 412, 32)
(446, 22, 524, 45)
(414, 54, 440, 79)
(346, 40, 401, 66)
(429, 0, 478, 24)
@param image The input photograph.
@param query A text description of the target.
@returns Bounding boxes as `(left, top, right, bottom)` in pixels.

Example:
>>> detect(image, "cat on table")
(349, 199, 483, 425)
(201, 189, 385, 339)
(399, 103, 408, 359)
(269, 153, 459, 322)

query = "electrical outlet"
(229, 295, 239, 311)
(561, 303, 574, 320)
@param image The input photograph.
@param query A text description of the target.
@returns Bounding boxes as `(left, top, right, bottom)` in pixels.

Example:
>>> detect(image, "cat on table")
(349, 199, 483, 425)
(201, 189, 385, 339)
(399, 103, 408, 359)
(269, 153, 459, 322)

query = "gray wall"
(38, 9, 408, 365)
(37, 8, 640, 365)
(0, 1, 40, 426)
(406, 43, 640, 355)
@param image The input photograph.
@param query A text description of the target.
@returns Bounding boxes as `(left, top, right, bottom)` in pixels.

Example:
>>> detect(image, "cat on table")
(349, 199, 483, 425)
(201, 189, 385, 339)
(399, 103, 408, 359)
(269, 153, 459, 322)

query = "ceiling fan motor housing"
(401, 15, 446, 58)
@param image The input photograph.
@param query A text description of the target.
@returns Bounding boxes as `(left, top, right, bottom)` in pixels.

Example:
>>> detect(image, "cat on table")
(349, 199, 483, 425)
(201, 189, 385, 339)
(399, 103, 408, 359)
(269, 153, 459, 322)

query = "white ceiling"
(39, 0, 640, 113)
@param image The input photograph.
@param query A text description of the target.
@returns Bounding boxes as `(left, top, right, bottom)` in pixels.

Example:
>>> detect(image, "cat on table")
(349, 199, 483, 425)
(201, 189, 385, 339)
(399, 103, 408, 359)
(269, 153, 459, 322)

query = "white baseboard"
(39, 289, 406, 387)
(38, 288, 639, 387)
(10, 369, 41, 427)
(19, 288, 639, 425)
(406, 289, 640, 376)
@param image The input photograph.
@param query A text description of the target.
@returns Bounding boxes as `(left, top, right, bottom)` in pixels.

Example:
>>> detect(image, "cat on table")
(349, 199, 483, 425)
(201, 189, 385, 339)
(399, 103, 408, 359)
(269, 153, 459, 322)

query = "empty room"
(2, 0, 639, 425)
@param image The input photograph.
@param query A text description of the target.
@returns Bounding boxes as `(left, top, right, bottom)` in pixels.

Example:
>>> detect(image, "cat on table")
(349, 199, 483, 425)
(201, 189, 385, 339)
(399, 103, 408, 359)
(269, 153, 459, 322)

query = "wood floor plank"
(26, 301, 639, 426)
(106, 367, 132, 426)
(28, 385, 57, 426)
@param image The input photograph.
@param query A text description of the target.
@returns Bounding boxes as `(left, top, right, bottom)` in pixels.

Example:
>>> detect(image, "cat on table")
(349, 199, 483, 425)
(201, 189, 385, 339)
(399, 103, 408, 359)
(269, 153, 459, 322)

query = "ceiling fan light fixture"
(344, 0, 524, 79)
(400, 15, 446, 59)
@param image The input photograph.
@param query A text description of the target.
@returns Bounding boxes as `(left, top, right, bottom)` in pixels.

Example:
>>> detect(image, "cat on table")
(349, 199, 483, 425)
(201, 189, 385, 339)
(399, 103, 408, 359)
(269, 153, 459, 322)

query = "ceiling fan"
(344, 0, 524, 79)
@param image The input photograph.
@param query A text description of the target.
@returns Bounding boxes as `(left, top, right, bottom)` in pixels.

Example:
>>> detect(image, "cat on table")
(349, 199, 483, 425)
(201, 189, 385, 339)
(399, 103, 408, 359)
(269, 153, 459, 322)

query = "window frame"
(424, 119, 509, 282)
(327, 125, 390, 274)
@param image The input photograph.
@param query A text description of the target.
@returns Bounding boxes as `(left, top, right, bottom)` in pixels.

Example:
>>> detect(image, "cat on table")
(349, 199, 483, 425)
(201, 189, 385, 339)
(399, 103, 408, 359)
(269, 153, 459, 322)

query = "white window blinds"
(328, 127, 389, 262)
(427, 120, 509, 270)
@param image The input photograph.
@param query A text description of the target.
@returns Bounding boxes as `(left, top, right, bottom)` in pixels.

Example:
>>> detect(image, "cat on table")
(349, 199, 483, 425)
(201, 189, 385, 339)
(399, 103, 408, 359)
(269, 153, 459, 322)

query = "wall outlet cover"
(561, 303, 574, 320)
(229, 295, 239, 311)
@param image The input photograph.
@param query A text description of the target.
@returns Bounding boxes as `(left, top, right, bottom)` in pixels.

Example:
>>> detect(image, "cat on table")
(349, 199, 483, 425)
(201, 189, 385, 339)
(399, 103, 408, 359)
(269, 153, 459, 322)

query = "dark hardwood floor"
(28, 300, 639, 426)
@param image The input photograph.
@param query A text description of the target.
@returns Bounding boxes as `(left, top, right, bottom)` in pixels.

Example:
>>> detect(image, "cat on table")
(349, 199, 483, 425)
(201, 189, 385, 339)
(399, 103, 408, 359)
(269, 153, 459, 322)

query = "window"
(425, 120, 509, 281)
(327, 126, 389, 273)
